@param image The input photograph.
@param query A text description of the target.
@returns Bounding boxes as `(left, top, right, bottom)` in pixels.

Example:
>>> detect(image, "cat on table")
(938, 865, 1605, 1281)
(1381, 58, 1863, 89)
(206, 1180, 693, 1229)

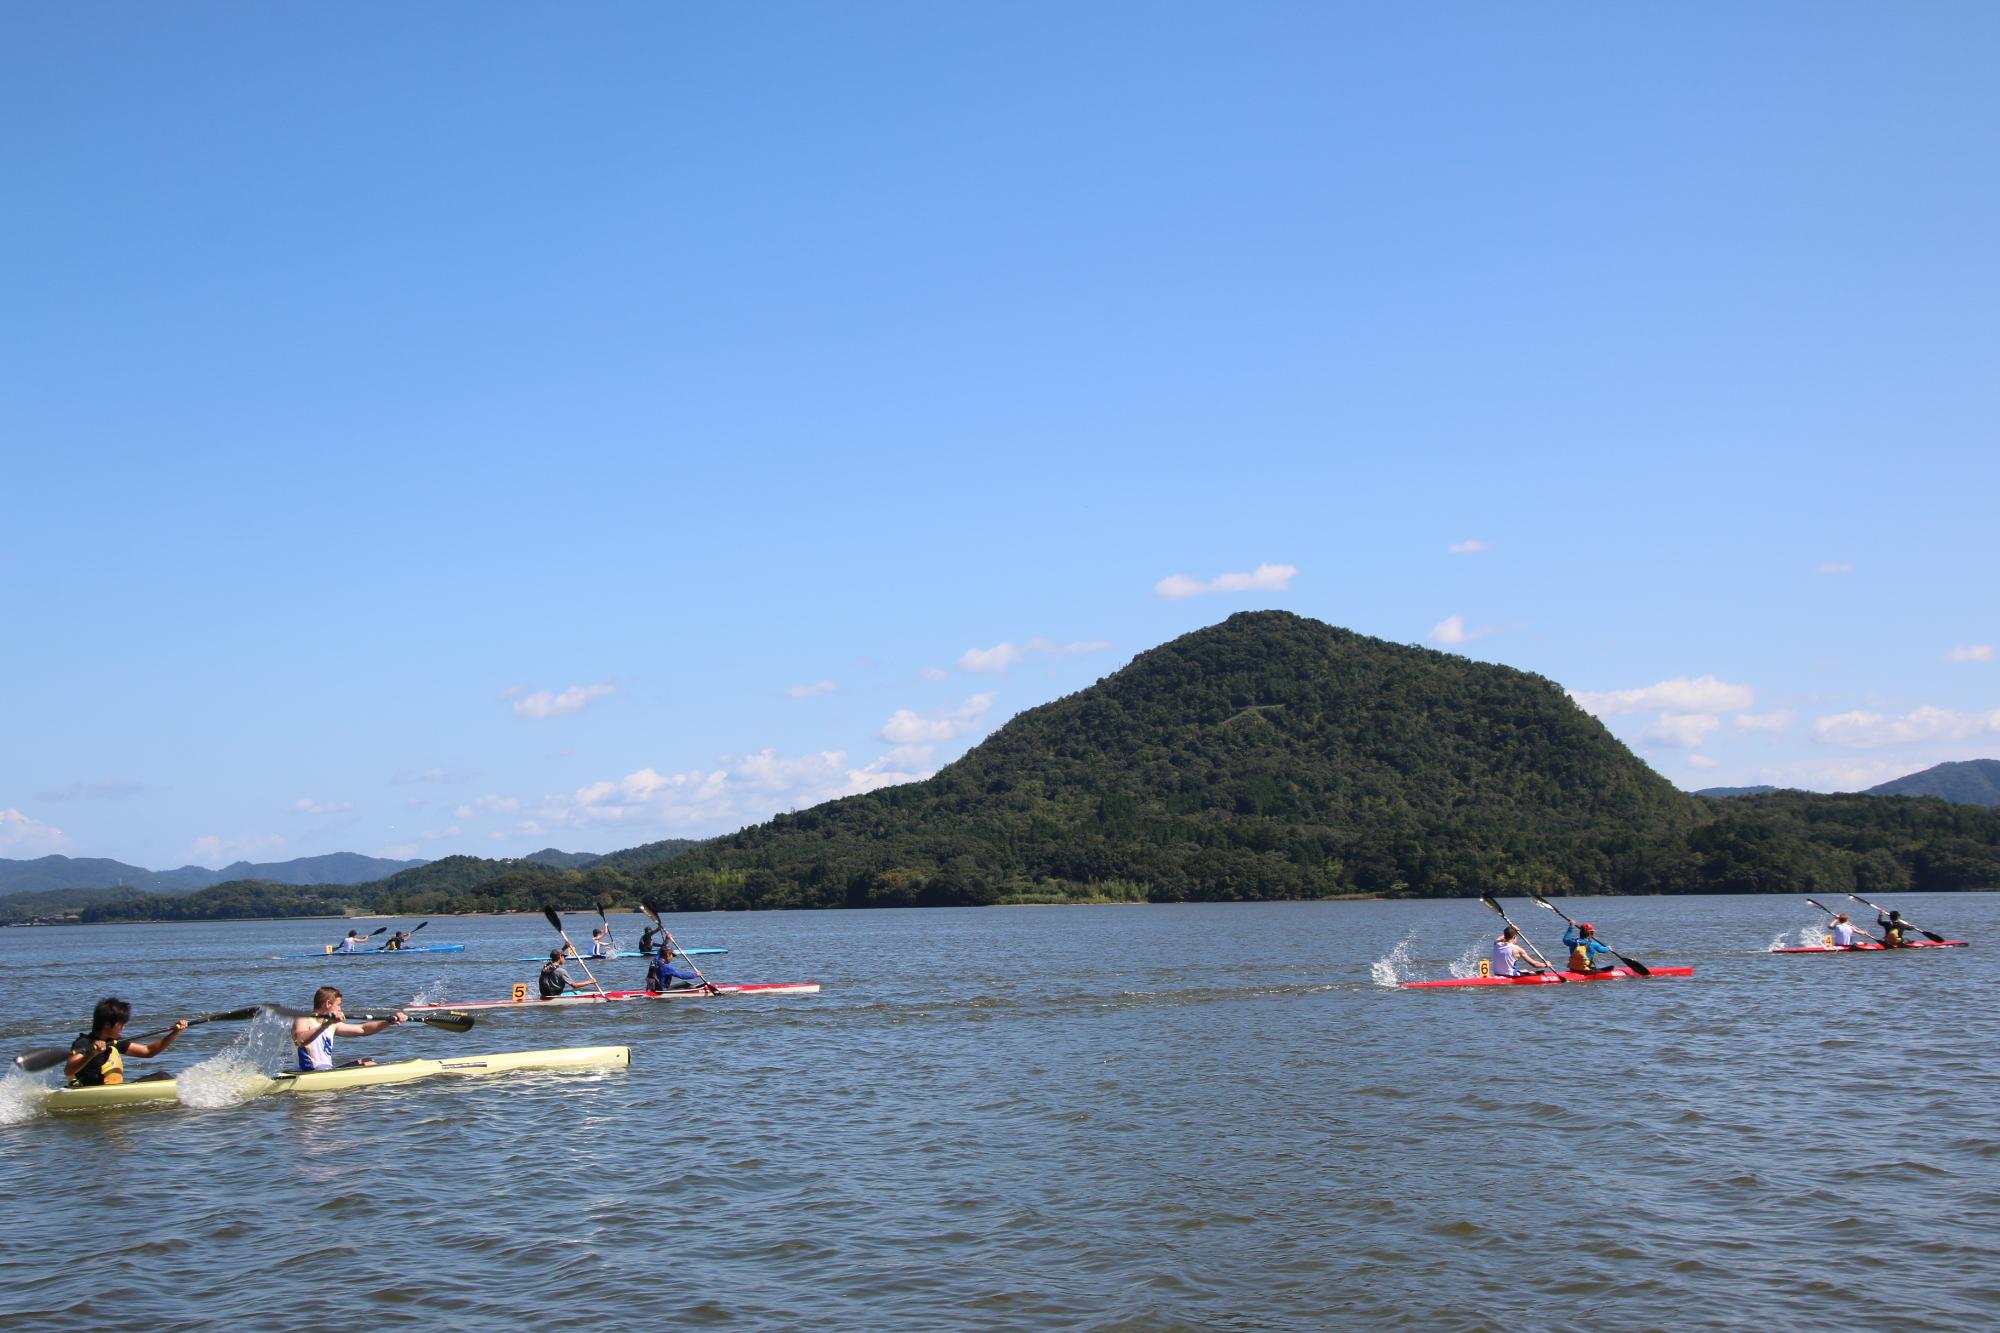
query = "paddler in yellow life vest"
(1876, 910, 1910, 948)
(1563, 922, 1617, 973)
(65, 997, 188, 1087)
(383, 930, 414, 952)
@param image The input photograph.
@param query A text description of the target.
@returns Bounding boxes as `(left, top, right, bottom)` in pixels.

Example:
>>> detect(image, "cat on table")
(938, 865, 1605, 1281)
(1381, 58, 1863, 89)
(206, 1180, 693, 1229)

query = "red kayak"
(1403, 966, 1693, 989)
(1771, 941, 1967, 954)
(402, 982, 820, 1013)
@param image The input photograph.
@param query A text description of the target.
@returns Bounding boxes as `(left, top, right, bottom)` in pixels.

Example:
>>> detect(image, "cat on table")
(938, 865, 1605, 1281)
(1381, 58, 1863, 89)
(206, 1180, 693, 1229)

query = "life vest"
(70, 1035, 128, 1086)
(539, 964, 568, 999)
(1568, 944, 1591, 972)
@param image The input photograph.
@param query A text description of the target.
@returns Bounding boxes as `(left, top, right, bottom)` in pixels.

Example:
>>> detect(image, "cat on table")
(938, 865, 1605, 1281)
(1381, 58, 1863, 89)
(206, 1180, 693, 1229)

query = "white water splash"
(1771, 922, 1833, 951)
(0, 1067, 48, 1126)
(175, 1013, 293, 1109)
(1370, 936, 1415, 988)
(1449, 936, 1487, 979)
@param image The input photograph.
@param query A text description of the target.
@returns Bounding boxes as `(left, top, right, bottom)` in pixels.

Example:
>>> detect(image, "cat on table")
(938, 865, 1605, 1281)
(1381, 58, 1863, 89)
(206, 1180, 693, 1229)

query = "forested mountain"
(0, 851, 425, 896)
(1693, 785, 1784, 798)
(1863, 759, 2000, 807)
(22, 614, 2000, 924)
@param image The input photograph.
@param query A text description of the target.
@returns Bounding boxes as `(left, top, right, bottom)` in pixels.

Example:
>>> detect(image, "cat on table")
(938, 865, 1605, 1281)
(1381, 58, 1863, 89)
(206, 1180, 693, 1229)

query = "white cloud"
(1449, 539, 1490, 555)
(0, 807, 68, 853)
(1687, 754, 1718, 770)
(191, 832, 286, 866)
(1817, 562, 1854, 575)
(454, 795, 523, 820)
(1944, 644, 1994, 663)
(1570, 675, 1756, 717)
(290, 798, 354, 815)
(1153, 562, 1298, 599)
(1431, 615, 1469, 645)
(1644, 713, 1722, 748)
(1813, 705, 2000, 749)
(1732, 711, 1796, 733)
(959, 643, 1025, 674)
(508, 680, 617, 720)
(788, 680, 837, 698)
(883, 693, 995, 744)
(918, 667, 949, 681)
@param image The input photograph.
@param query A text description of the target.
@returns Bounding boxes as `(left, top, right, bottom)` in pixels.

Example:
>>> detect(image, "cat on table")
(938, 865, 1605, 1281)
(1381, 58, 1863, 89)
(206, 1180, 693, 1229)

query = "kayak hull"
(40, 1046, 629, 1111)
(506, 948, 726, 961)
(1771, 941, 1967, 953)
(403, 982, 820, 1012)
(275, 945, 467, 958)
(1404, 966, 1694, 989)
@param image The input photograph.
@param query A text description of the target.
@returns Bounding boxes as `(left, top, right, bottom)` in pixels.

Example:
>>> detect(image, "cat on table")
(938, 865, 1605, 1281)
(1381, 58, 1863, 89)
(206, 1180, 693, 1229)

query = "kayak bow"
(402, 982, 820, 1012)
(1771, 940, 1967, 953)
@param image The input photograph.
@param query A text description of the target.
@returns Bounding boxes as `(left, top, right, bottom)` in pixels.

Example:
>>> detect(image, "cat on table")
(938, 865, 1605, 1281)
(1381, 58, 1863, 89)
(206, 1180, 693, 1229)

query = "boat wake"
(176, 1016, 293, 1109)
(0, 1067, 45, 1126)
(1449, 936, 1486, 979)
(1370, 936, 1415, 988)
(1769, 923, 1830, 952)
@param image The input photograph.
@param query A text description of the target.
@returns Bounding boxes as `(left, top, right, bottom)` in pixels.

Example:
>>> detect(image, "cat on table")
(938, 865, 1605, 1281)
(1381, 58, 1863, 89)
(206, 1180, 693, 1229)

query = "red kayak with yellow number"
(1403, 966, 1694, 990)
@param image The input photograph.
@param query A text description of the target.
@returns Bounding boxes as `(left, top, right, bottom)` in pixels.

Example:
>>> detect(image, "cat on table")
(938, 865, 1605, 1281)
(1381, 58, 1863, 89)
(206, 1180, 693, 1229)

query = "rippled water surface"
(3, 895, 1997, 1330)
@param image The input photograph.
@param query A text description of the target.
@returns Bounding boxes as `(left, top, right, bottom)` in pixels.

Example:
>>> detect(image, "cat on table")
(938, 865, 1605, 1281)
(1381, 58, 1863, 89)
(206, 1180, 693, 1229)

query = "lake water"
(2, 895, 1996, 1330)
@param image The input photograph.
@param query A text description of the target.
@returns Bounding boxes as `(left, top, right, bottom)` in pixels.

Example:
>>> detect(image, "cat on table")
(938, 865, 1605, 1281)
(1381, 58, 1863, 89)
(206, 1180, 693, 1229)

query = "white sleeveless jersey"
(1491, 940, 1519, 977)
(1832, 922, 1855, 947)
(298, 1027, 336, 1071)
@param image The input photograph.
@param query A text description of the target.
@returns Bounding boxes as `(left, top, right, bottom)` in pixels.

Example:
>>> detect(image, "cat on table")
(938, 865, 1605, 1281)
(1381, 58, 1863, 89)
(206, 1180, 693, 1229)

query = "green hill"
(1863, 759, 2000, 807)
(634, 612, 1708, 908)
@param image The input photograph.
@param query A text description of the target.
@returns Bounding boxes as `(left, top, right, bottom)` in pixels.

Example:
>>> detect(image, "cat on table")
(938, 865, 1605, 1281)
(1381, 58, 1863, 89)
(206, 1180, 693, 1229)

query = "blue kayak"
(507, 947, 726, 961)
(273, 944, 468, 959)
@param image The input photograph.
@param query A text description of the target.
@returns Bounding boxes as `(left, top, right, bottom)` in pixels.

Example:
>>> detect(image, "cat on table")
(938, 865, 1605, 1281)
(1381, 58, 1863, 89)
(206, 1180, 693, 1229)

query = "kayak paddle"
(1530, 893, 1651, 976)
(1478, 895, 1564, 979)
(663, 929, 721, 995)
(1846, 894, 1948, 944)
(543, 907, 605, 993)
(1804, 897, 1881, 943)
(266, 1005, 476, 1035)
(12, 1006, 266, 1074)
(374, 920, 429, 952)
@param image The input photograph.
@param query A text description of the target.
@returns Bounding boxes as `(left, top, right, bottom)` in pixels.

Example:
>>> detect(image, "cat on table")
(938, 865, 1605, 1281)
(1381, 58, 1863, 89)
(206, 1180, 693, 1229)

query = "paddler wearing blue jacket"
(1564, 922, 1617, 973)
(646, 944, 710, 994)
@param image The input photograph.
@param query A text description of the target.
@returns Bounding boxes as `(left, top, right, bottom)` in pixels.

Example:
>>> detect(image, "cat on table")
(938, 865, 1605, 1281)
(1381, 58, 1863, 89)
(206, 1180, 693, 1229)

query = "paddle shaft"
(1846, 895, 1948, 944)
(544, 909, 605, 993)
(1478, 896, 1563, 978)
(1531, 895, 1651, 976)
(663, 930, 719, 992)
(1804, 897, 1881, 942)
(12, 1006, 263, 1075)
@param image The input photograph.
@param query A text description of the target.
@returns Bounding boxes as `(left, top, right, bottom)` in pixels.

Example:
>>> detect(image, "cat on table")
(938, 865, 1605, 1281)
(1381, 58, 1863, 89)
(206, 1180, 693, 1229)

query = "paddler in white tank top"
(1492, 925, 1556, 977)
(292, 985, 406, 1071)
(1830, 913, 1857, 948)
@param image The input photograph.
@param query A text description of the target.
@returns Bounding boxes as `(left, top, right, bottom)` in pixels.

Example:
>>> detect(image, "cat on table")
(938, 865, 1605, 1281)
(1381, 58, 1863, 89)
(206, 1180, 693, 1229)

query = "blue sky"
(3, 3, 1995, 869)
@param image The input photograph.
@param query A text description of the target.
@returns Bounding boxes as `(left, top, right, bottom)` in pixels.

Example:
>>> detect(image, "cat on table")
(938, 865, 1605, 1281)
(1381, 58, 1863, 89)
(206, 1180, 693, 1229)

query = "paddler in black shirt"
(539, 949, 590, 998)
(1877, 911, 1910, 948)
(65, 997, 187, 1087)
(383, 930, 414, 952)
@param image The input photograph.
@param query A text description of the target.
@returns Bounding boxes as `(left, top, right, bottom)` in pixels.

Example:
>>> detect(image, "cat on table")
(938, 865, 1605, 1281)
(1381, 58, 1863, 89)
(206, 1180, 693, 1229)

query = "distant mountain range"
(1695, 760, 2000, 808)
(1861, 759, 2000, 807)
(0, 851, 428, 896)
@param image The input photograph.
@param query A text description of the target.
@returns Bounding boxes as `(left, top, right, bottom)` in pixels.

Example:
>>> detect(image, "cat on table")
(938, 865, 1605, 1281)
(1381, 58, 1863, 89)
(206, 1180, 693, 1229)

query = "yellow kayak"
(40, 1045, 629, 1112)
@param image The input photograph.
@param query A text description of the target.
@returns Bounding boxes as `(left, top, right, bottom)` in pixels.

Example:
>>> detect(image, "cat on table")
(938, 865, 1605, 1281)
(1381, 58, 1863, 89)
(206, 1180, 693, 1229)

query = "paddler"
(637, 924, 660, 956)
(65, 998, 187, 1087)
(646, 943, 710, 994)
(336, 929, 369, 954)
(1830, 913, 1858, 948)
(539, 949, 592, 998)
(1563, 921, 1617, 974)
(292, 987, 405, 1070)
(1876, 910, 1910, 948)
(1492, 925, 1556, 977)
(383, 930, 414, 952)
(588, 925, 616, 959)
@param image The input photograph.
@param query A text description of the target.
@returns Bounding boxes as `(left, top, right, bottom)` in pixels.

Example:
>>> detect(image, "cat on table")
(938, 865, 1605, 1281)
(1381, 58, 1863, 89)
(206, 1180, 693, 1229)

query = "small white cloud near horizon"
(959, 643, 1025, 674)
(1687, 754, 1718, 770)
(1448, 539, 1490, 555)
(1571, 675, 1756, 718)
(1817, 562, 1854, 575)
(788, 680, 837, 698)
(191, 832, 286, 866)
(1154, 562, 1298, 599)
(290, 798, 354, 816)
(883, 693, 995, 744)
(1944, 644, 1994, 663)
(0, 807, 68, 853)
(1429, 614, 1500, 646)
(1813, 705, 2000, 749)
(1732, 711, 1796, 733)
(1644, 713, 1722, 748)
(507, 680, 617, 720)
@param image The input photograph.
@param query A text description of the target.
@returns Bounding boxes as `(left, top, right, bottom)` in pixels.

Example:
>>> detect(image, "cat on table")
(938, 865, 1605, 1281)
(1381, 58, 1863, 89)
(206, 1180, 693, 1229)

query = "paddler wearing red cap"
(1563, 921, 1617, 973)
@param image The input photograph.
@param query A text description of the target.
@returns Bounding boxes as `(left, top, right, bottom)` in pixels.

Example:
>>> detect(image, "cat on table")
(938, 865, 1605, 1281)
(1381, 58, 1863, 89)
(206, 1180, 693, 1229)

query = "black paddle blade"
(1479, 895, 1506, 916)
(416, 1013, 474, 1033)
(543, 906, 563, 933)
(13, 1046, 71, 1074)
(1805, 898, 1832, 916)
(640, 901, 663, 927)
(370, 926, 388, 936)
(1613, 952, 1653, 977)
